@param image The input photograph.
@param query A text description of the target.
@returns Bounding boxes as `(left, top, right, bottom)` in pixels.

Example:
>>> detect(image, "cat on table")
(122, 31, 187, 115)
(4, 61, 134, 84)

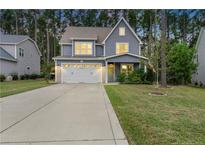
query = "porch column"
(55, 60, 58, 83)
(105, 61, 108, 83)
(144, 64, 147, 73)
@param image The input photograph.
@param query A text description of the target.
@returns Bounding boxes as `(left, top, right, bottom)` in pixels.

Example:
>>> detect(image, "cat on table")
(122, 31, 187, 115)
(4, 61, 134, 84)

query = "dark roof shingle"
(60, 26, 112, 44)
(0, 34, 29, 44)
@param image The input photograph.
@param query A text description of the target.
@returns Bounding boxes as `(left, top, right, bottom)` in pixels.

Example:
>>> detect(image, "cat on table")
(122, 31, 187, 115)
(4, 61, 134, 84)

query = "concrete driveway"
(0, 84, 128, 145)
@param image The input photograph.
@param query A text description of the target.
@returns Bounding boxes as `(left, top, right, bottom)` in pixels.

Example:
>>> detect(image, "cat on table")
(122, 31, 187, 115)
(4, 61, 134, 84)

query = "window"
(75, 42, 93, 55)
(116, 43, 129, 54)
(121, 64, 134, 75)
(119, 27, 125, 36)
(19, 48, 24, 57)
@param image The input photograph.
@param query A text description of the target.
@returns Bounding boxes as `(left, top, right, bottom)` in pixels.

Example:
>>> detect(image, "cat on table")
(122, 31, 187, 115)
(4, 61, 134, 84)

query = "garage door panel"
(62, 64, 102, 83)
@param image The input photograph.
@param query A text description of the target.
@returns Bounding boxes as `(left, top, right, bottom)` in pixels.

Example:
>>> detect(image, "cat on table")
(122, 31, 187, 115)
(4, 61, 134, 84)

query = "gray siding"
(16, 40, 40, 75)
(0, 59, 17, 76)
(105, 20, 140, 56)
(62, 44, 104, 57)
(96, 45, 104, 57)
(106, 55, 140, 63)
(62, 45, 72, 56)
(193, 30, 205, 84)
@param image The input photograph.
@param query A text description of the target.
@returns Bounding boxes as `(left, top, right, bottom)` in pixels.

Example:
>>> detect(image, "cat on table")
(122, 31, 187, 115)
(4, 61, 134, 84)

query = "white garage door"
(62, 63, 102, 83)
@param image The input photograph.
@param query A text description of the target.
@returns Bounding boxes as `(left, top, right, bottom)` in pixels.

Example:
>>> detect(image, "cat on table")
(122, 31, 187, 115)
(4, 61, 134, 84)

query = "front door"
(108, 64, 115, 82)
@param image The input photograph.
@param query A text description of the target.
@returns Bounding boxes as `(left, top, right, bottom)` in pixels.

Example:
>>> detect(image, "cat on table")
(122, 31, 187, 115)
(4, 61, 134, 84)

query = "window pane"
(119, 27, 125, 36)
(121, 64, 133, 75)
(75, 42, 92, 55)
(116, 43, 128, 54)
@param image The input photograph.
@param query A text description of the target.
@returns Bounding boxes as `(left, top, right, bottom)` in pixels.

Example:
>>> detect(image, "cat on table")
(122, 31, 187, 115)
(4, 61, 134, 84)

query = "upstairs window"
(19, 48, 24, 57)
(75, 42, 93, 55)
(119, 27, 125, 36)
(116, 43, 129, 54)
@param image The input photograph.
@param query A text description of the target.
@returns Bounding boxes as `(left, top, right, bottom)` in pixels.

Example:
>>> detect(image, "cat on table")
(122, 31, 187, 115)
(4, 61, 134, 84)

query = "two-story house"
(53, 17, 148, 83)
(0, 32, 41, 77)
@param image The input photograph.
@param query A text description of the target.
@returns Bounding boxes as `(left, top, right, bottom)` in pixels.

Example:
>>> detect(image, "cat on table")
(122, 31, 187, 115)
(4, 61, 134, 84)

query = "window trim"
(116, 42, 129, 55)
(74, 41, 93, 56)
(19, 48, 24, 57)
(119, 27, 125, 36)
(120, 63, 134, 75)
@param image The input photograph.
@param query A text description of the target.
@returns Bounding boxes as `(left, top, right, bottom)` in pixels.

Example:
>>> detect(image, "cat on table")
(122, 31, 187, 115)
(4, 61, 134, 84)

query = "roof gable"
(0, 47, 16, 62)
(0, 34, 42, 56)
(102, 17, 143, 44)
(106, 53, 148, 60)
(60, 26, 112, 44)
(196, 27, 205, 49)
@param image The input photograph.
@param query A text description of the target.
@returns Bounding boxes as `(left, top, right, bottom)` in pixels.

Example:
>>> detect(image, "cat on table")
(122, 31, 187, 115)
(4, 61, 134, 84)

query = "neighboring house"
(53, 17, 148, 83)
(0, 33, 42, 77)
(192, 28, 205, 86)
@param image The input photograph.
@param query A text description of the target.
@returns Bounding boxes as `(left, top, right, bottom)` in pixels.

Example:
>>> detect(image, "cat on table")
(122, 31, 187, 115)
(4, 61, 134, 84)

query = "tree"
(168, 43, 197, 84)
(160, 10, 167, 87)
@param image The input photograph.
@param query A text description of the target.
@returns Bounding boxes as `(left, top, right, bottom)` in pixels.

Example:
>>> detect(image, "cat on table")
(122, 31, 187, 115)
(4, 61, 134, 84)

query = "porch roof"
(105, 53, 148, 63)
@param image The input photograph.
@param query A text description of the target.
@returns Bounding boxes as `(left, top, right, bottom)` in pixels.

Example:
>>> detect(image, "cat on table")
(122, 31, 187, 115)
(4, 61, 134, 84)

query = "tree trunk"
(160, 10, 167, 87)
(34, 10, 38, 42)
(15, 11, 18, 35)
(148, 10, 153, 56)
(46, 25, 50, 64)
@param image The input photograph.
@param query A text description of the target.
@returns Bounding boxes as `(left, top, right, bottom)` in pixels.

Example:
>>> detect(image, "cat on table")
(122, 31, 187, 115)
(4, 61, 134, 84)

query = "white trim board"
(196, 28, 205, 49)
(105, 53, 148, 60)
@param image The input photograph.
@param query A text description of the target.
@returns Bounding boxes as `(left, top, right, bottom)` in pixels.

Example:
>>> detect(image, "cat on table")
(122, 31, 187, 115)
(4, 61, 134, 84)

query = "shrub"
(30, 74, 39, 79)
(39, 73, 45, 78)
(42, 62, 54, 82)
(117, 68, 154, 84)
(168, 43, 197, 85)
(10, 73, 18, 80)
(199, 81, 203, 87)
(20, 75, 25, 80)
(24, 74, 30, 80)
(0, 74, 6, 82)
(127, 71, 141, 83)
(117, 73, 126, 83)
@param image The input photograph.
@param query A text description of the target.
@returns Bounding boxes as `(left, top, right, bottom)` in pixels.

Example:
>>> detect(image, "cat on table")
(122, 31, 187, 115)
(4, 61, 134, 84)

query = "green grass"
(104, 84, 205, 144)
(0, 79, 53, 97)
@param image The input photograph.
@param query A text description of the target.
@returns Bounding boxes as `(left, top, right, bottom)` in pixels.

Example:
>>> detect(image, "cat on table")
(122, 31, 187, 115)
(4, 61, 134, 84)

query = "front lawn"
(104, 84, 205, 144)
(0, 80, 53, 97)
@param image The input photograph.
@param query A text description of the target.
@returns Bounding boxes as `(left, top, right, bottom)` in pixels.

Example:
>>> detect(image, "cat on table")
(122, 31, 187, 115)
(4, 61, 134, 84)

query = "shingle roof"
(0, 34, 29, 44)
(60, 26, 112, 44)
(0, 47, 16, 62)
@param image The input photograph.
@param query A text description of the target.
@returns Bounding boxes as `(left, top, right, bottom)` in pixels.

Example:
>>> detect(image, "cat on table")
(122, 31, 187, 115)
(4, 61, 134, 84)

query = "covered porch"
(105, 53, 148, 83)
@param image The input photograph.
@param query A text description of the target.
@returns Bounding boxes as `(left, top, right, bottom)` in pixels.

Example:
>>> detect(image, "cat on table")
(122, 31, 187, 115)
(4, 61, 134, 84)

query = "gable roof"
(0, 47, 16, 62)
(60, 17, 143, 45)
(0, 34, 29, 44)
(105, 53, 148, 60)
(60, 26, 112, 44)
(196, 27, 205, 49)
(0, 34, 42, 56)
(102, 17, 143, 44)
